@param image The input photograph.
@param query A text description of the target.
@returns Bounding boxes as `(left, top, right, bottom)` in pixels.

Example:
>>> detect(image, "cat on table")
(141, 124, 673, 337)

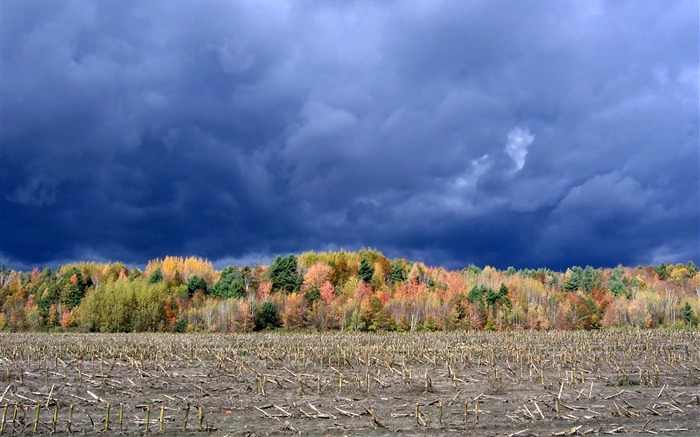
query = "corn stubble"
(0, 330, 698, 435)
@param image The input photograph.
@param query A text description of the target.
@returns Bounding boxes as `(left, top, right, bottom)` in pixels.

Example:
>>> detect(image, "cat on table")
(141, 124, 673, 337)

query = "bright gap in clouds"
(506, 127, 534, 172)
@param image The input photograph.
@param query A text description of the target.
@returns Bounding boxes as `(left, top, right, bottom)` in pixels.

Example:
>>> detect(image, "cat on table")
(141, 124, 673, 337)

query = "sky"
(1, 0, 699, 272)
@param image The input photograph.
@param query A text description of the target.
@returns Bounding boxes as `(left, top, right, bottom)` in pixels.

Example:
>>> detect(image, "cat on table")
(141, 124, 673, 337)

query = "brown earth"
(0, 330, 698, 436)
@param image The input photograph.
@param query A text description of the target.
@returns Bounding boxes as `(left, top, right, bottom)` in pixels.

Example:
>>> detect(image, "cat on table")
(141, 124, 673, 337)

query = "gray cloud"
(1, 0, 697, 270)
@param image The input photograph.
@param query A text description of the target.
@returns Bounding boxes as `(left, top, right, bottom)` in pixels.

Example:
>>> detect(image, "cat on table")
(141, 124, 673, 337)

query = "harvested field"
(0, 331, 698, 436)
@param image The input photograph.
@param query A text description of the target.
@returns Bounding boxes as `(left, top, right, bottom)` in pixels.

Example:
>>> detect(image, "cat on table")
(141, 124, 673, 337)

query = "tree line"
(0, 250, 698, 333)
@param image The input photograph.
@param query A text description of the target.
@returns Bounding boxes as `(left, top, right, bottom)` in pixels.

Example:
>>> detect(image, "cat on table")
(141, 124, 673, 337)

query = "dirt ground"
(0, 330, 698, 436)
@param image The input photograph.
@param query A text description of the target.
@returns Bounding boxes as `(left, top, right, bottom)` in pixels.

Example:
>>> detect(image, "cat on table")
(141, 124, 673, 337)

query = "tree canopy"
(1, 252, 698, 333)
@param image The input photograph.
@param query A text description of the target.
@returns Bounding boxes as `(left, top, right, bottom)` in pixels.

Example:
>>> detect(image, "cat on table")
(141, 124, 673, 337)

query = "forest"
(0, 249, 698, 333)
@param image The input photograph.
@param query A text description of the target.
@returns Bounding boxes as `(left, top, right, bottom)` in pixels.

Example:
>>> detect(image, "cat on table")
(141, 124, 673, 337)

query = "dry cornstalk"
(254, 405, 281, 421)
(334, 406, 360, 417)
(307, 403, 335, 419)
(367, 406, 385, 428)
(553, 425, 582, 436)
(33, 405, 40, 434)
(158, 405, 165, 432)
(508, 429, 536, 437)
(86, 390, 106, 404)
(67, 404, 74, 433)
(104, 402, 111, 432)
(0, 385, 9, 404)
(605, 390, 625, 400)
(145, 404, 151, 433)
(182, 403, 190, 431)
(532, 400, 545, 420)
(414, 403, 426, 427)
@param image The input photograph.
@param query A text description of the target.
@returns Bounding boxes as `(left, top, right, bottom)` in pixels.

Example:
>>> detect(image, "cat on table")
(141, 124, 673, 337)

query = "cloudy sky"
(1, 0, 698, 271)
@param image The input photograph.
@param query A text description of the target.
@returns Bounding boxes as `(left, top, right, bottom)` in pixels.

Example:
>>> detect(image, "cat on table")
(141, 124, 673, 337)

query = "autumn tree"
(79, 280, 170, 332)
(4, 248, 700, 333)
(301, 263, 333, 300)
(145, 256, 218, 287)
(79, 281, 135, 332)
(327, 251, 355, 286)
(101, 263, 128, 283)
(236, 300, 255, 332)
(368, 295, 395, 331)
(282, 293, 306, 329)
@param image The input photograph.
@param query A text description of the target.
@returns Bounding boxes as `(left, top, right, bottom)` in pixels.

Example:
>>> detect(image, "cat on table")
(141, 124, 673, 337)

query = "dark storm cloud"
(1, 0, 698, 271)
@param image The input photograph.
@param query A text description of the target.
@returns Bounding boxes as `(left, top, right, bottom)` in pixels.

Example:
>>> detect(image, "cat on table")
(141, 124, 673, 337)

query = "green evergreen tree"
(211, 266, 245, 298)
(564, 266, 583, 292)
(610, 280, 629, 298)
(654, 263, 669, 280)
(463, 264, 481, 275)
(467, 285, 489, 304)
(683, 302, 697, 326)
(59, 267, 91, 308)
(581, 266, 597, 292)
(358, 258, 374, 283)
(36, 268, 59, 312)
(484, 283, 510, 307)
(609, 267, 630, 298)
(390, 261, 407, 284)
(255, 301, 279, 329)
(498, 283, 511, 307)
(486, 288, 499, 306)
(270, 255, 301, 293)
(186, 275, 207, 297)
(149, 268, 163, 284)
(304, 286, 320, 302)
